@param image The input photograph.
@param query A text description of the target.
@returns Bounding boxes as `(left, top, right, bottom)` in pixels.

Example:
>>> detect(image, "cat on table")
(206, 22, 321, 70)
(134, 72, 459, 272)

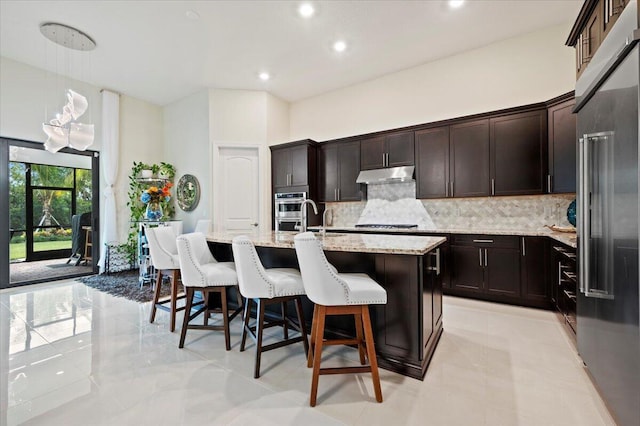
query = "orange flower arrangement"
(141, 182, 173, 204)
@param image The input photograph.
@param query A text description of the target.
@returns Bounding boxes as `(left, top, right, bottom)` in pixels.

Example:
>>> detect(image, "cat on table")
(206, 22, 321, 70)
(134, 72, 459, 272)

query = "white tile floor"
(0, 279, 616, 426)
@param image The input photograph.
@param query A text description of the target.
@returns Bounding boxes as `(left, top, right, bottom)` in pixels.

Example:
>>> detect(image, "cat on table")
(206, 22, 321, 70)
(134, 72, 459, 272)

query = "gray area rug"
(79, 270, 171, 303)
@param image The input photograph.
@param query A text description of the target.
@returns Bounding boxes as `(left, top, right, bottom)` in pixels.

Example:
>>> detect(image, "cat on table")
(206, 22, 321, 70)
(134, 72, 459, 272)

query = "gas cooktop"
(355, 224, 418, 229)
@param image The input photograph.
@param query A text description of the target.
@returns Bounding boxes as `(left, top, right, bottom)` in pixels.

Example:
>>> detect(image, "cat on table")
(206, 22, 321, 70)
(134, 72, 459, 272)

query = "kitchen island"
(207, 231, 446, 380)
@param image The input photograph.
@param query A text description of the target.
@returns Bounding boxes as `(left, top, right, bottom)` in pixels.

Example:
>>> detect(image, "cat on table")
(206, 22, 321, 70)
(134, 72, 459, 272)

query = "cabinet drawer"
(451, 234, 519, 248)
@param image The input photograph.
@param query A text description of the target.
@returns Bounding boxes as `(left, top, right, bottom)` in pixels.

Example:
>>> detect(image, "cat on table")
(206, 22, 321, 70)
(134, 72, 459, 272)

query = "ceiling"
(0, 1, 582, 106)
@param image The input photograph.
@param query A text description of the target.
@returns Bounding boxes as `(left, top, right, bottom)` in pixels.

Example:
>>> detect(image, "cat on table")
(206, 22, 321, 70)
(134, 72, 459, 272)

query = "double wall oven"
(274, 191, 306, 231)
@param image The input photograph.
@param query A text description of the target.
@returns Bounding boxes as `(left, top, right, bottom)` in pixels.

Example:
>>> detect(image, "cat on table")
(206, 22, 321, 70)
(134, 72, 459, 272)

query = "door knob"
(252, 223, 259, 227)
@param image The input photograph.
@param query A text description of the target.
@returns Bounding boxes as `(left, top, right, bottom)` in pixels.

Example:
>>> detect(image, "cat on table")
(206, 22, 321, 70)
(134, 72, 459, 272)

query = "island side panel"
(422, 250, 444, 377)
(372, 254, 421, 367)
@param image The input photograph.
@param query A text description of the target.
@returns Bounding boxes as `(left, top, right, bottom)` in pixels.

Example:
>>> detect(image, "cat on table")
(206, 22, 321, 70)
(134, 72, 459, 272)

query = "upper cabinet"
(415, 127, 450, 199)
(361, 131, 414, 170)
(318, 140, 363, 202)
(490, 109, 547, 196)
(547, 94, 577, 193)
(415, 107, 548, 199)
(311, 94, 576, 202)
(270, 140, 317, 192)
(450, 120, 491, 198)
(566, 0, 631, 79)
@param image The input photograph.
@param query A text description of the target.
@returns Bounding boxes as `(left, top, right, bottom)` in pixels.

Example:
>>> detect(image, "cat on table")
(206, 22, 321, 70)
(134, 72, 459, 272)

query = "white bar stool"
(294, 232, 387, 406)
(146, 226, 185, 332)
(232, 235, 309, 378)
(176, 232, 242, 350)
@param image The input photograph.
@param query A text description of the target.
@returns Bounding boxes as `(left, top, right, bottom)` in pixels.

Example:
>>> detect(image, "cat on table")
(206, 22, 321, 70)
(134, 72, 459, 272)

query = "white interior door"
(218, 147, 260, 232)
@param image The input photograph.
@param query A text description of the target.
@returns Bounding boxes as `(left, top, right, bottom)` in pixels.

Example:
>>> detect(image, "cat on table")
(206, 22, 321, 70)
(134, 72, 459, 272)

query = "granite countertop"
(207, 231, 447, 255)
(307, 225, 577, 249)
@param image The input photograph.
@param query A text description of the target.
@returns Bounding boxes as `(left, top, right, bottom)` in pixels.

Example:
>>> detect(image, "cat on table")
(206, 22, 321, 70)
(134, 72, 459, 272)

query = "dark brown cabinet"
(361, 131, 414, 170)
(567, 0, 630, 78)
(520, 237, 550, 307)
(547, 96, 577, 193)
(490, 109, 547, 196)
(450, 245, 484, 293)
(318, 141, 363, 202)
(449, 235, 521, 300)
(270, 140, 317, 192)
(550, 243, 578, 335)
(371, 250, 443, 375)
(450, 119, 491, 198)
(415, 127, 450, 199)
(485, 246, 521, 297)
(603, 0, 630, 38)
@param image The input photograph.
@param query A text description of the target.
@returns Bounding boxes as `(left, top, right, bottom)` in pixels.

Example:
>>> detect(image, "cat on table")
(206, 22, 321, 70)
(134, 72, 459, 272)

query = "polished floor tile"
(0, 279, 616, 425)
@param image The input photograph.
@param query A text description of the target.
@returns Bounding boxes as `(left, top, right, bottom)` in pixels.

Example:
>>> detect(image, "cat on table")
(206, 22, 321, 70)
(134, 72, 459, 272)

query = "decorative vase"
(567, 199, 577, 227)
(145, 201, 164, 221)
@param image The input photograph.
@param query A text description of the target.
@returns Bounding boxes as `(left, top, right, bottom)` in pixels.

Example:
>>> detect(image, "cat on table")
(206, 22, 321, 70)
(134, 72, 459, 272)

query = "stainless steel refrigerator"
(575, 2, 639, 425)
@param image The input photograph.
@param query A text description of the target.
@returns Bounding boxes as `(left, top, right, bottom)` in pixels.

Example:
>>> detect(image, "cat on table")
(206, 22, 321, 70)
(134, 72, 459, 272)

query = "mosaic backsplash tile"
(324, 182, 575, 231)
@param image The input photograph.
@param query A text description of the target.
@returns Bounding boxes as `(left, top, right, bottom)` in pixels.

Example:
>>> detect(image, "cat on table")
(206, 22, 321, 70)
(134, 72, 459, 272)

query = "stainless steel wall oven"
(274, 191, 306, 231)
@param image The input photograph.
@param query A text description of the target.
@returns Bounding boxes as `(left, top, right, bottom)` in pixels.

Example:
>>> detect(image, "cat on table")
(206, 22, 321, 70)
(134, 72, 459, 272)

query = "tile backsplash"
(324, 182, 575, 230)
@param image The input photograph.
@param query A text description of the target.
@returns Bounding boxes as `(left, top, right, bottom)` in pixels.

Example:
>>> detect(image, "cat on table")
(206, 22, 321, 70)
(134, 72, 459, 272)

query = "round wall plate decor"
(176, 174, 200, 211)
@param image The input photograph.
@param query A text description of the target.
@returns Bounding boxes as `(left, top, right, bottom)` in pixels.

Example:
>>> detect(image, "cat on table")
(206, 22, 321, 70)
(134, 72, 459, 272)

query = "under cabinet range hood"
(356, 166, 414, 184)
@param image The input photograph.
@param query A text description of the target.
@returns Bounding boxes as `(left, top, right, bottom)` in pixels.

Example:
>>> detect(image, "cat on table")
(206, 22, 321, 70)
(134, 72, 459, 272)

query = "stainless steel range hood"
(356, 166, 415, 184)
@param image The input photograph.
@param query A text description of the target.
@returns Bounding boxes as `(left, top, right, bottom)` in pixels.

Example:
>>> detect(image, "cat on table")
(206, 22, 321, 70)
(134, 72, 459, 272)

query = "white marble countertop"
(307, 225, 577, 249)
(207, 231, 447, 255)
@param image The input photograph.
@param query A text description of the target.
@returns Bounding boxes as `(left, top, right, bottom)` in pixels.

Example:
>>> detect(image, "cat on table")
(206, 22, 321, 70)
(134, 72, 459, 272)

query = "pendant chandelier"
(39, 22, 96, 153)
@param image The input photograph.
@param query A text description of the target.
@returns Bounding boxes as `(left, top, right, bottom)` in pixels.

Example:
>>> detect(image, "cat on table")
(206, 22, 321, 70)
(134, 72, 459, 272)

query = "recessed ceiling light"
(259, 72, 270, 81)
(449, 0, 465, 8)
(185, 10, 200, 20)
(298, 3, 315, 18)
(333, 40, 347, 53)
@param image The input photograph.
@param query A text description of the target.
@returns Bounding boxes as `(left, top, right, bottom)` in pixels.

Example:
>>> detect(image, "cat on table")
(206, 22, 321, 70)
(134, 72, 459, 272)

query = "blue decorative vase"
(567, 199, 576, 227)
(145, 201, 164, 221)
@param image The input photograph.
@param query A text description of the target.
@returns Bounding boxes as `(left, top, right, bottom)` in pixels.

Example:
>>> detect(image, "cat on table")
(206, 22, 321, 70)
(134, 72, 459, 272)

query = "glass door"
(2, 138, 99, 288)
(28, 164, 73, 261)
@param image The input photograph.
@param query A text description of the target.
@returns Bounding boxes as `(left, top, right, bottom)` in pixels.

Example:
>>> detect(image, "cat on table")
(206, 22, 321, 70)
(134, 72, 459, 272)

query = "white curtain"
(98, 90, 120, 273)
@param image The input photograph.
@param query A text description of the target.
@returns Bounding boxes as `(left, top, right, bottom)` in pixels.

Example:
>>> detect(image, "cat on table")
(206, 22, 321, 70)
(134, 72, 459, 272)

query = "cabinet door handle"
(522, 237, 526, 256)
(334, 188, 337, 201)
(547, 174, 552, 193)
(473, 239, 494, 243)
(479, 248, 483, 267)
(382, 153, 386, 168)
(445, 181, 449, 197)
(558, 261, 562, 286)
(337, 188, 341, 200)
(451, 181, 454, 197)
(427, 248, 441, 275)
(484, 249, 488, 267)
(491, 178, 495, 196)
(386, 152, 390, 167)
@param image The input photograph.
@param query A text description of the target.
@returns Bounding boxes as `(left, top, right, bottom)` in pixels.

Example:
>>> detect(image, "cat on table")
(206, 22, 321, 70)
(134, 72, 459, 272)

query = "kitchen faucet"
(299, 199, 318, 233)
(322, 207, 333, 237)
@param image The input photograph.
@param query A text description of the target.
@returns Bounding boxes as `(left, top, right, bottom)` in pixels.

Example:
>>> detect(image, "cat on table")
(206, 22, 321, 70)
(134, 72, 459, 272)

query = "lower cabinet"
(550, 243, 578, 336)
(521, 236, 551, 307)
(448, 235, 521, 302)
(371, 250, 443, 378)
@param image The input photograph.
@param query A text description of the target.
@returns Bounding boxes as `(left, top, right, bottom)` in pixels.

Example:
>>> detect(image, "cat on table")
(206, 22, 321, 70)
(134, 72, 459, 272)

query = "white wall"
(0, 56, 163, 246)
(289, 23, 576, 142)
(163, 90, 210, 233)
(209, 89, 290, 232)
(116, 95, 164, 241)
(0, 57, 102, 148)
(266, 93, 290, 146)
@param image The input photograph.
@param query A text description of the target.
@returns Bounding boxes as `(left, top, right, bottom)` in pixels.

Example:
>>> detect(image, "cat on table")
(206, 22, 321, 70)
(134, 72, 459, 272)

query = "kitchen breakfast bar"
(207, 231, 446, 380)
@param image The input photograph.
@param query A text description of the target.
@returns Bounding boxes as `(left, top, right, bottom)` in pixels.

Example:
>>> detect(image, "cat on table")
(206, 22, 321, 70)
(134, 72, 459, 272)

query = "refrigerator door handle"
(579, 133, 616, 299)
(578, 136, 588, 294)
